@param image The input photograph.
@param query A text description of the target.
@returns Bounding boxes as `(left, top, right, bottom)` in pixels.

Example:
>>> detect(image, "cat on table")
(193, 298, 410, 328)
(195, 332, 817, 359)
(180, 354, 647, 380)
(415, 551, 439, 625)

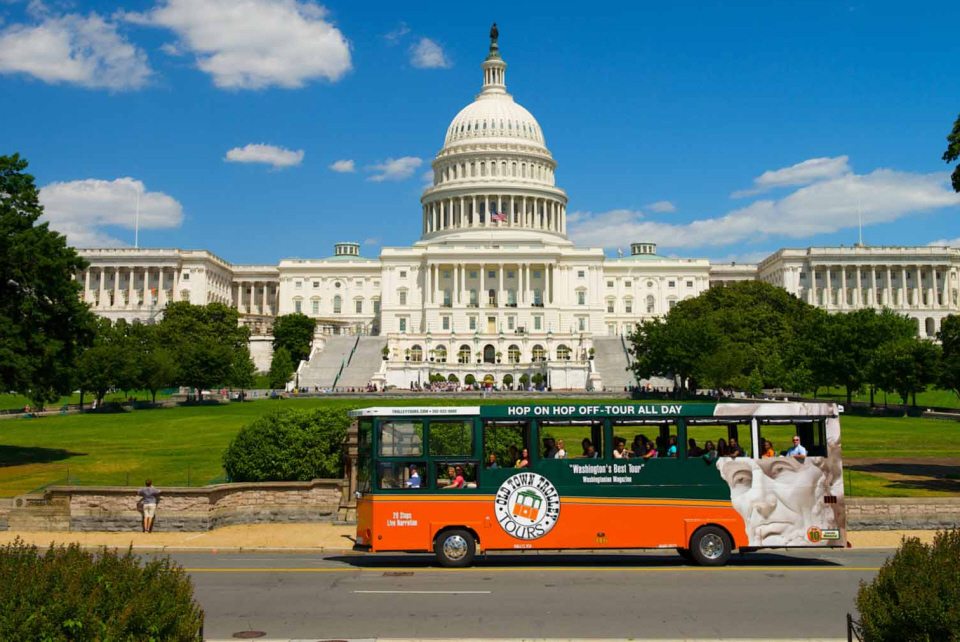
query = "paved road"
(169, 548, 889, 640)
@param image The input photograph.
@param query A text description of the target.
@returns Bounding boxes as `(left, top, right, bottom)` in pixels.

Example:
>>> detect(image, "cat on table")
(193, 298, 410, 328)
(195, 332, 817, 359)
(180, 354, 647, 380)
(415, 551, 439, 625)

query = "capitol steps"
(591, 337, 638, 391)
(336, 337, 388, 388)
(295, 336, 358, 389)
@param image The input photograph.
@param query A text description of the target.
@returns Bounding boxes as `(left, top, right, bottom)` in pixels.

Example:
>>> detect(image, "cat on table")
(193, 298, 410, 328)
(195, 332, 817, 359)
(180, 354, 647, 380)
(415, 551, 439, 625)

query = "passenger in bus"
(584, 444, 599, 458)
(642, 441, 657, 459)
(717, 438, 729, 456)
(613, 439, 629, 459)
(785, 436, 807, 460)
(405, 465, 421, 489)
(543, 438, 558, 459)
(486, 453, 500, 469)
(516, 448, 531, 468)
(581, 438, 593, 457)
(665, 436, 678, 457)
(761, 439, 776, 458)
(442, 465, 465, 489)
(727, 438, 745, 458)
(687, 438, 703, 457)
(555, 439, 567, 459)
(631, 435, 647, 458)
(507, 445, 519, 467)
(701, 441, 718, 464)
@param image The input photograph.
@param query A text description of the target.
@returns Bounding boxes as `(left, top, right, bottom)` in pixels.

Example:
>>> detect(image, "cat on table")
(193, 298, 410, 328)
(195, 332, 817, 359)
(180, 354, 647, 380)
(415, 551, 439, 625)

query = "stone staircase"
(591, 336, 638, 391)
(296, 336, 386, 389)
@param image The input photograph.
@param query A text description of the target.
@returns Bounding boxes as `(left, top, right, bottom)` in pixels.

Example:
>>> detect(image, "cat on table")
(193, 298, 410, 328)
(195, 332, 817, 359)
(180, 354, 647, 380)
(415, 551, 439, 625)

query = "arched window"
(458, 344, 471, 364)
(532, 344, 545, 362)
(410, 345, 423, 362)
(557, 344, 571, 360)
(646, 295, 656, 314)
(434, 345, 447, 362)
(508, 344, 520, 363)
(483, 344, 496, 363)
(333, 295, 342, 314)
(926, 317, 937, 336)
(488, 288, 497, 306)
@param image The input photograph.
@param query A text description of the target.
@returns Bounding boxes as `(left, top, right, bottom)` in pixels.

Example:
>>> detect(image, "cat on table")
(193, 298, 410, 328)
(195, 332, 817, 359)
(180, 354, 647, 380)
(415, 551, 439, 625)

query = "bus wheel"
(689, 526, 732, 566)
(434, 529, 476, 567)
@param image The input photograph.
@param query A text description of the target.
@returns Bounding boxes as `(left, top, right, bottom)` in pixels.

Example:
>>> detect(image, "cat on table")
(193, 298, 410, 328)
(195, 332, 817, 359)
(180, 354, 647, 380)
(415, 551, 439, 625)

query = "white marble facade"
(74, 32, 960, 381)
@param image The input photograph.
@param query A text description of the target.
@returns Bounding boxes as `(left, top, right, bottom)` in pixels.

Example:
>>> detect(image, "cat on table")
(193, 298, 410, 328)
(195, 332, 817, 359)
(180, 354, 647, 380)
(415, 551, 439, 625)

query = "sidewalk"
(0, 523, 939, 553)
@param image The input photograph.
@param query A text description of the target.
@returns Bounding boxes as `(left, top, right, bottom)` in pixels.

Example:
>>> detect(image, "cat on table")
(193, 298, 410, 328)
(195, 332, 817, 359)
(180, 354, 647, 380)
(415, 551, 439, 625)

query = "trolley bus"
(349, 402, 845, 566)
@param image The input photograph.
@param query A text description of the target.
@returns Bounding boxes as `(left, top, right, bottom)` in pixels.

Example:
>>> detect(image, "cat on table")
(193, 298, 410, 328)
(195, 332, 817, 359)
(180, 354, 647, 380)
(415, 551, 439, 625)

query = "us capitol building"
(75, 28, 960, 390)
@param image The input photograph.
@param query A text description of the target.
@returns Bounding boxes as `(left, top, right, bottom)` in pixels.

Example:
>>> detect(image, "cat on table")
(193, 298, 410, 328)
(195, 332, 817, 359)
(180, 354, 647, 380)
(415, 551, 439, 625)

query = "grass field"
(0, 390, 177, 411)
(0, 397, 957, 497)
(814, 387, 960, 409)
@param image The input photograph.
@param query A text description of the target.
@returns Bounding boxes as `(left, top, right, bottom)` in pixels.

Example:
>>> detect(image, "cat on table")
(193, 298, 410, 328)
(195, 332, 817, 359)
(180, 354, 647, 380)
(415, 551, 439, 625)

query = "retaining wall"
(4, 479, 344, 532)
(845, 497, 960, 530)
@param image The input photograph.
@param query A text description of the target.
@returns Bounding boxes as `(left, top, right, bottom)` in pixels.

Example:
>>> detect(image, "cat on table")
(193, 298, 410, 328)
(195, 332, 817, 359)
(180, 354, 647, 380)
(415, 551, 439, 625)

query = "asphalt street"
(164, 548, 891, 640)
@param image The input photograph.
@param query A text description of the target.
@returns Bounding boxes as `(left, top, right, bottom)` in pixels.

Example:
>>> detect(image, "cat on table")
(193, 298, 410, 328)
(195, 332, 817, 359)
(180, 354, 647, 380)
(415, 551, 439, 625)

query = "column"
(839, 266, 847, 308)
(885, 267, 892, 306)
(520, 263, 526, 304)
(498, 263, 504, 307)
(126, 268, 135, 308)
(459, 197, 465, 228)
(934, 267, 942, 308)
(547, 263, 553, 304)
(459, 264, 465, 304)
(854, 266, 862, 307)
(871, 268, 878, 307)
(96, 267, 106, 308)
(426, 263, 433, 305)
(83, 269, 91, 303)
(824, 267, 832, 308)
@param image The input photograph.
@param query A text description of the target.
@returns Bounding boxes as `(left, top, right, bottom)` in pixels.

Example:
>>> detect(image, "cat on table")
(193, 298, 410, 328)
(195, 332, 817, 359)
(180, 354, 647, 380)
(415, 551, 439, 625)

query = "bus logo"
(806, 527, 823, 543)
(495, 473, 561, 541)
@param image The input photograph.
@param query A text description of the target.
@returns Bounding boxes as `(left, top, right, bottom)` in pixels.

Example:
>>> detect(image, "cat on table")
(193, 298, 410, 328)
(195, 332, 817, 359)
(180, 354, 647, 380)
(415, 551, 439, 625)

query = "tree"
(272, 313, 316, 365)
(870, 337, 942, 406)
(228, 344, 257, 396)
(268, 347, 294, 389)
(76, 318, 134, 406)
(158, 302, 250, 400)
(0, 154, 95, 408)
(938, 314, 960, 400)
(140, 347, 177, 404)
(943, 112, 960, 193)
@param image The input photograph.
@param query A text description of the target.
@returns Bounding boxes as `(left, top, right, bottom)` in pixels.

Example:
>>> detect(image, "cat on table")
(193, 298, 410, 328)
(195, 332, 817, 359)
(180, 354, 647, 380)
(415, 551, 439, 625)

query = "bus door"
(481, 419, 531, 483)
(374, 417, 427, 491)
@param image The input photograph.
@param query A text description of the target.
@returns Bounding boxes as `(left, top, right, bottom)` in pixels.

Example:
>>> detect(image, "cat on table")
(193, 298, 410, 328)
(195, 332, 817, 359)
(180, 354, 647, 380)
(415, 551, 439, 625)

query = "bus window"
(759, 419, 827, 457)
(686, 419, 752, 458)
(483, 420, 528, 468)
(429, 420, 474, 457)
(613, 420, 677, 459)
(378, 462, 427, 490)
(379, 420, 423, 457)
(358, 419, 372, 493)
(537, 420, 602, 459)
(436, 462, 478, 489)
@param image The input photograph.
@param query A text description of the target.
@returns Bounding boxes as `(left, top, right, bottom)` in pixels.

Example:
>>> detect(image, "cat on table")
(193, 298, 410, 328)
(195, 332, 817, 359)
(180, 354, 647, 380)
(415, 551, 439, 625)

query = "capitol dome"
(420, 25, 569, 245)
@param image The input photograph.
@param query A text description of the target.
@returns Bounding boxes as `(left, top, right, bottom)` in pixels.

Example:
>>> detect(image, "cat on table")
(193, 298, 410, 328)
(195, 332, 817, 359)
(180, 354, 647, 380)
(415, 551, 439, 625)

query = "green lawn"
(0, 390, 176, 411)
(814, 387, 960, 409)
(0, 397, 957, 497)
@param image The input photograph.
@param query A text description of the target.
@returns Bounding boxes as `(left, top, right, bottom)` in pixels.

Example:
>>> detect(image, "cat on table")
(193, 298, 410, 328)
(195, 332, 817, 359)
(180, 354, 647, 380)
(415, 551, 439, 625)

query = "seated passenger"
(687, 438, 703, 457)
(555, 439, 567, 459)
(665, 436, 678, 458)
(727, 438, 745, 458)
(785, 435, 807, 460)
(642, 441, 658, 459)
(508, 445, 519, 467)
(717, 438, 729, 457)
(581, 438, 593, 457)
(486, 453, 500, 469)
(442, 465, 466, 489)
(701, 440, 718, 464)
(543, 437, 558, 459)
(405, 465, 421, 488)
(761, 439, 775, 458)
(631, 435, 646, 458)
(516, 448, 531, 468)
(585, 444, 599, 458)
(613, 439, 629, 459)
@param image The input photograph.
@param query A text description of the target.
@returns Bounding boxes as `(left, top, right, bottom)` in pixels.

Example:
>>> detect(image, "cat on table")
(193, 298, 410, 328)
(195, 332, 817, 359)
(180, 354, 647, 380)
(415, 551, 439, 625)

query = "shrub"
(0, 539, 202, 641)
(856, 529, 960, 641)
(223, 407, 350, 481)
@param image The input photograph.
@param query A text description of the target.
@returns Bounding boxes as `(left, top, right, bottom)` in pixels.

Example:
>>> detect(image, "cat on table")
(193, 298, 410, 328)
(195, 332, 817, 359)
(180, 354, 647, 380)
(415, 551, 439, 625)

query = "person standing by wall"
(137, 479, 160, 532)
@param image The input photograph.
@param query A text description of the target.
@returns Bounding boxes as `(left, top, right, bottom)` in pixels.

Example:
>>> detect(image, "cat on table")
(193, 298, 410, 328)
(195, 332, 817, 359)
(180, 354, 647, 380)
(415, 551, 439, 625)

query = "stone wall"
(4, 479, 344, 532)
(846, 497, 960, 530)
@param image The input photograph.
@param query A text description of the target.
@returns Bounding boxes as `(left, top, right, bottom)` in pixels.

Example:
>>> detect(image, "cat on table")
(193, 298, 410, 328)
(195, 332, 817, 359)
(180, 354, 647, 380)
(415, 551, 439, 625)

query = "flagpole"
(135, 184, 141, 249)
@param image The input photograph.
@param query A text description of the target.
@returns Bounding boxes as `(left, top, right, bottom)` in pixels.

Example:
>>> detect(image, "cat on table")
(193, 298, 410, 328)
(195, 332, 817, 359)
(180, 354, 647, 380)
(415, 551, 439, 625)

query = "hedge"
(0, 539, 203, 641)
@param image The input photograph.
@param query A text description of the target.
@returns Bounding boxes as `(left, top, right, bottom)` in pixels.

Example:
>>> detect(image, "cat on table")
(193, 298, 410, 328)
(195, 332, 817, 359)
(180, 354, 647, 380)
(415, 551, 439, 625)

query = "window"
(557, 344, 570, 360)
(182, 272, 190, 281)
(484, 420, 528, 469)
(442, 316, 450, 330)
(295, 280, 302, 289)
(429, 421, 474, 456)
(534, 315, 542, 330)
(578, 317, 587, 331)
(469, 289, 478, 307)
(539, 420, 603, 459)
(625, 298, 633, 314)
(399, 270, 407, 278)
(577, 270, 585, 278)
(669, 300, 677, 309)
(313, 281, 320, 288)
(646, 295, 655, 314)
(469, 316, 477, 330)
(373, 299, 381, 314)
(379, 420, 423, 456)
(458, 344, 471, 363)
(294, 300, 302, 313)
(469, 271, 478, 278)
(508, 344, 520, 363)
(410, 345, 423, 362)
(646, 281, 653, 287)
(443, 290, 452, 307)
(533, 289, 543, 305)
(311, 300, 319, 315)
(624, 281, 632, 287)
(507, 316, 515, 330)
(668, 280, 676, 288)
(685, 419, 751, 460)
(333, 295, 342, 314)
(443, 271, 451, 278)
(533, 270, 541, 279)
(577, 291, 586, 305)
(399, 318, 407, 333)
(399, 291, 407, 306)
(686, 280, 693, 288)
(334, 281, 341, 288)
(532, 344, 545, 361)
(507, 270, 515, 279)
(606, 299, 615, 313)
(607, 280, 614, 288)
(507, 289, 516, 305)
(435, 462, 478, 489)
(614, 419, 679, 459)
(435, 345, 447, 362)
(378, 462, 426, 490)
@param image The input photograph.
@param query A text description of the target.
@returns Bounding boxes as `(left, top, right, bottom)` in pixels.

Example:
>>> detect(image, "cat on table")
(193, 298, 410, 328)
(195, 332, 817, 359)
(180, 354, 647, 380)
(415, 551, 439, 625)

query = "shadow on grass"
(847, 462, 960, 493)
(0, 445, 86, 468)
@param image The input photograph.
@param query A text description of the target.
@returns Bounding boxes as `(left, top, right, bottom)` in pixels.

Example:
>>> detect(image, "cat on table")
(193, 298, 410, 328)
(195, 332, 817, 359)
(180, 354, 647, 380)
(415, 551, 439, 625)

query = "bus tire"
(434, 529, 476, 567)
(689, 526, 732, 566)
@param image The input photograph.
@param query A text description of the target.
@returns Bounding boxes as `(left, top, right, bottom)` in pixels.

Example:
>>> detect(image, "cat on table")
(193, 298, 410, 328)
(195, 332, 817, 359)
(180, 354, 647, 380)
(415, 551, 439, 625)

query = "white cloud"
(126, 0, 351, 90)
(733, 156, 851, 197)
(410, 37, 450, 69)
(928, 238, 960, 248)
(39, 178, 183, 247)
(421, 169, 434, 186)
(0, 11, 151, 90)
(362, 237, 380, 246)
(366, 156, 423, 182)
(646, 200, 676, 213)
(329, 159, 355, 173)
(384, 22, 409, 44)
(225, 143, 304, 168)
(570, 167, 960, 251)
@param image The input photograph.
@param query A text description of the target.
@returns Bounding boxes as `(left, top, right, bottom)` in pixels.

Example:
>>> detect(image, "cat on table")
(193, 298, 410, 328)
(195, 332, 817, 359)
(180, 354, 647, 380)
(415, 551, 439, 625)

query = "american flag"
(489, 203, 507, 222)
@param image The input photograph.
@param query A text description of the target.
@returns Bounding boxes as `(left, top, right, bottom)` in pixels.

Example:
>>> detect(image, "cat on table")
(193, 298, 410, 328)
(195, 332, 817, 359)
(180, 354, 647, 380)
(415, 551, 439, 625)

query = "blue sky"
(2, 0, 959, 264)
